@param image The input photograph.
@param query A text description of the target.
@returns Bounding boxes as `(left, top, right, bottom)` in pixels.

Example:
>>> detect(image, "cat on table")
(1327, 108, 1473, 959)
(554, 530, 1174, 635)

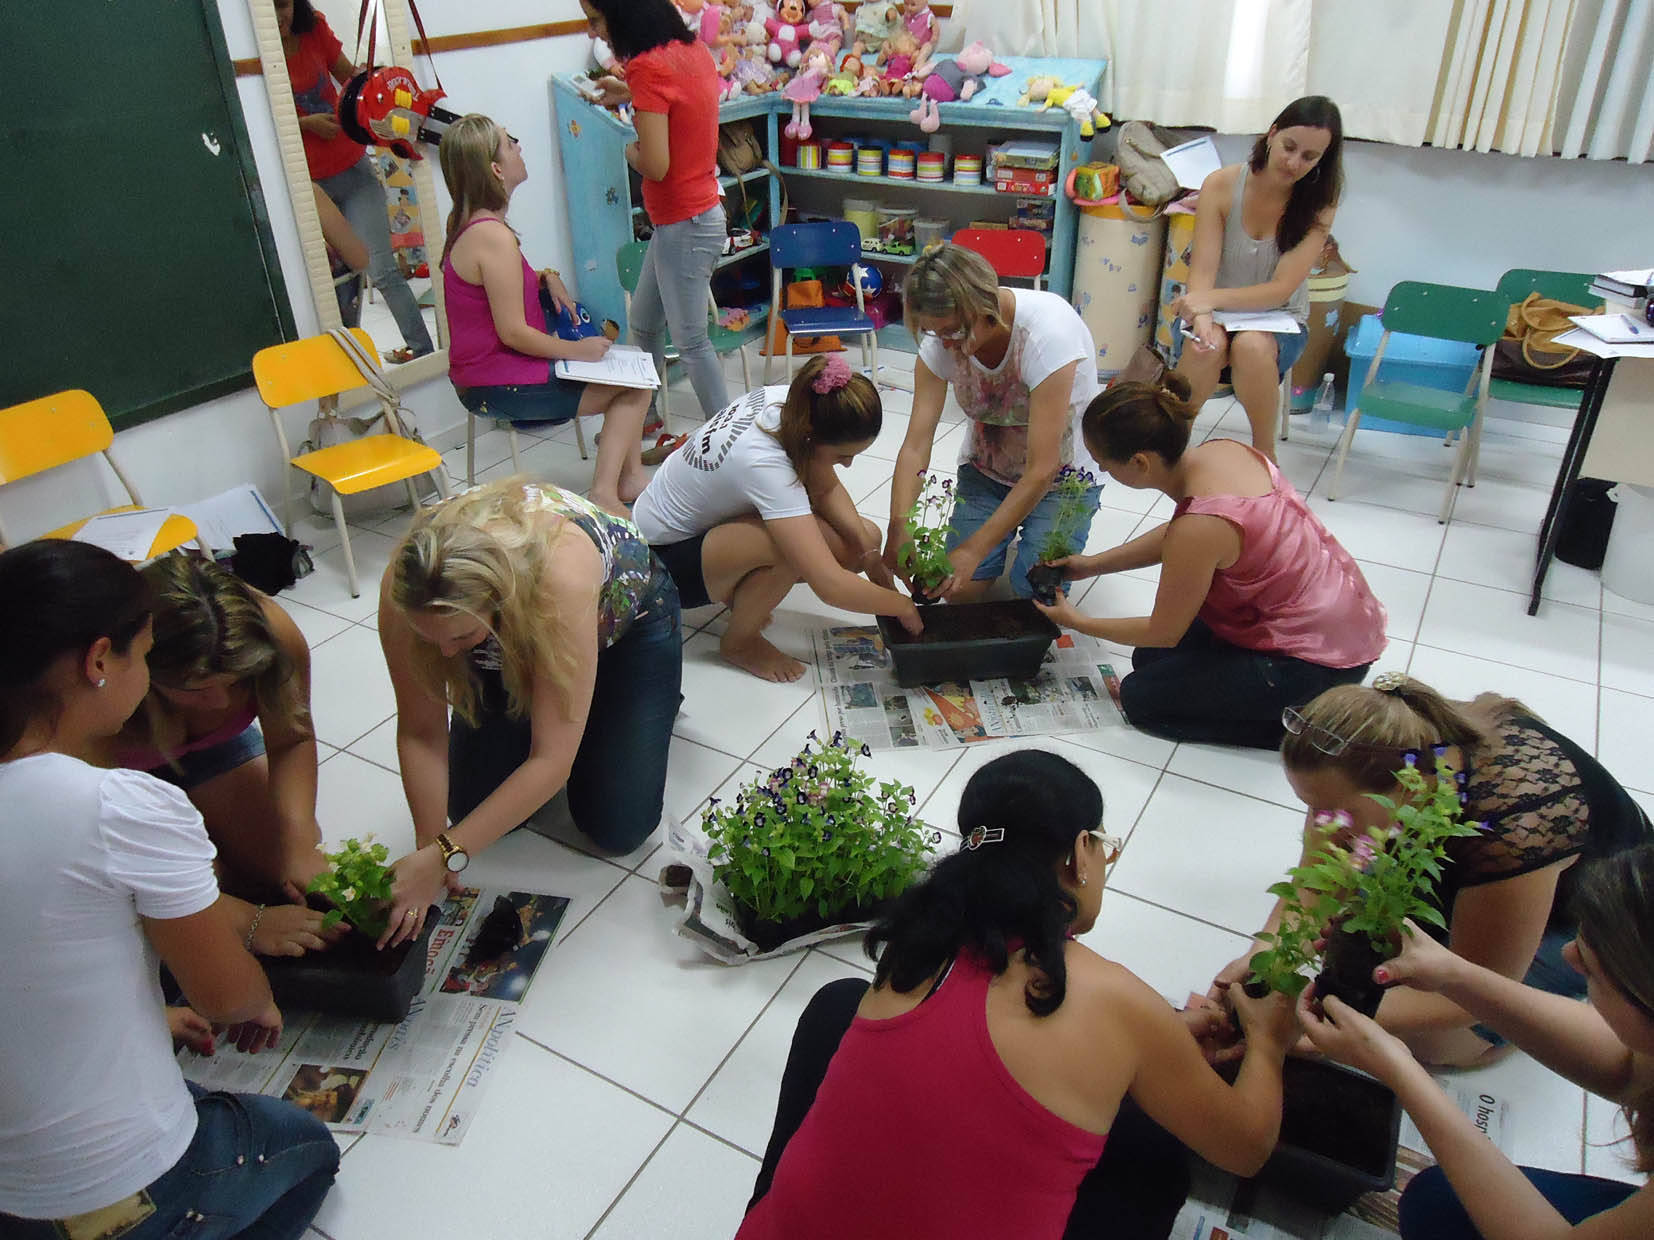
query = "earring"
(1079, 875, 1087, 887)
(96, 678, 107, 688)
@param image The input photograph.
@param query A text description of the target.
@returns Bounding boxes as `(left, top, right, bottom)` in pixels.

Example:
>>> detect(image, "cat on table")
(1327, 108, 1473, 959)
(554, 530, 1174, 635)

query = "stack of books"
(988, 140, 1059, 196)
(1591, 268, 1652, 304)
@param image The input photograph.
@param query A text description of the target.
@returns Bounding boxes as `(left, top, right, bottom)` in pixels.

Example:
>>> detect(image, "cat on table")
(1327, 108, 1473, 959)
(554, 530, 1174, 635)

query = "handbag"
(1107, 341, 1170, 390)
(716, 120, 764, 175)
(1115, 121, 1180, 208)
(1490, 292, 1600, 389)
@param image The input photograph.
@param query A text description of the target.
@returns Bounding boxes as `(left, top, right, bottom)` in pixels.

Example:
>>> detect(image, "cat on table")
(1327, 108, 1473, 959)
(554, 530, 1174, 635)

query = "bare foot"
(721, 632, 806, 682)
(617, 468, 650, 505)
(589, 492, 630, 518)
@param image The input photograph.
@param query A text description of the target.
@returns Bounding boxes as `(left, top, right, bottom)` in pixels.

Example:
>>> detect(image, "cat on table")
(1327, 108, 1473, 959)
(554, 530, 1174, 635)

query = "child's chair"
(951, 228, 1048, 289)
(764, 222, 879, 385)
(1490, 268, 1599, 418)
(252, 328, 447, 597)
(0, 389, 204, 558)
(1327, 281, 1508, 525)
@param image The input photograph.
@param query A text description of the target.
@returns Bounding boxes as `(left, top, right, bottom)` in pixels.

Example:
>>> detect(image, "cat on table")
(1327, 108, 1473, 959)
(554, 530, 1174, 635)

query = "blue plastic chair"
(764, 221, 878, 385)
(1328, 281, 1508, 525)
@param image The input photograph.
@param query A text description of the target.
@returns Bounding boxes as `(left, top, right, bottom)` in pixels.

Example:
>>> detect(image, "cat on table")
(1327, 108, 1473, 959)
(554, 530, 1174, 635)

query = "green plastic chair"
(616, 240, 758, 424)
(1490, 268, 1600, 412)
(1328, 281, 1508, 525)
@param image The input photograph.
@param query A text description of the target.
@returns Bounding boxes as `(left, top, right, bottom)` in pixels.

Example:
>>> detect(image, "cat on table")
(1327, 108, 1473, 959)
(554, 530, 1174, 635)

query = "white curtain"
(1306, 2, 1455, 146)
(1555, 0, 1654, 162)
(1427, 0, 1575, 156)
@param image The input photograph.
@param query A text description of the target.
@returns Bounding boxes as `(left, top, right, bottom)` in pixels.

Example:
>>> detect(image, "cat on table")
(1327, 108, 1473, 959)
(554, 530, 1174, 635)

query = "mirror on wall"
(248, 0, 448, 386)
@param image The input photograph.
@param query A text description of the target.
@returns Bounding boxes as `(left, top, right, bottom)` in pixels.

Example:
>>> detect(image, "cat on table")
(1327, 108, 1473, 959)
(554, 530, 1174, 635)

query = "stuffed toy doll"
(766, 0, 811, 66)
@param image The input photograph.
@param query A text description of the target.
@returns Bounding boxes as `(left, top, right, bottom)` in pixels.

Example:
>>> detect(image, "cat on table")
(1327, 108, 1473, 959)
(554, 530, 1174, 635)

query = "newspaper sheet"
(811, 624, 1127, 750)
(179, 886, 568, 1144)
(1174, 1162, 1396, 1240)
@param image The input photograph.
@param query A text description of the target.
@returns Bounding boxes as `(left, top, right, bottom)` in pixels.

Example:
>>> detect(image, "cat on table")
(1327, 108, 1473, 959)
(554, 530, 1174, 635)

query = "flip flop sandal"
(641, 432, 687, 466)
(641, 413, 666, 439)
(383, 346, 431, 365)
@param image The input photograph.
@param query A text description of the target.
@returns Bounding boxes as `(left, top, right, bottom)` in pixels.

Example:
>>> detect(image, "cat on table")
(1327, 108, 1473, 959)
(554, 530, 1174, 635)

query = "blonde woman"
(1211, 675, 1652, 1067)
(378, 480, 682, 946)
(886, 243, 1103, 602)
(439, 114, 653, 515)
(633, 355, 922, 682)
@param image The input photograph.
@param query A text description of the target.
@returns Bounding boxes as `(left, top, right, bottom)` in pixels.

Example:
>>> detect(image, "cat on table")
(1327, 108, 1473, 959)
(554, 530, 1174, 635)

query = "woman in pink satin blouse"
(1034, 372, 1385, 748)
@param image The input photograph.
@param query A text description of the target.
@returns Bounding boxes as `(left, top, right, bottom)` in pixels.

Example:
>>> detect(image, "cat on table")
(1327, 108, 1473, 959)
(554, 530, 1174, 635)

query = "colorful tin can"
(887, 149, 916, 179)
(797, 142, 823, 170)
(826, 141, 854, 172)
(953, 153, 982, 186)
(916, 151, 946, 182)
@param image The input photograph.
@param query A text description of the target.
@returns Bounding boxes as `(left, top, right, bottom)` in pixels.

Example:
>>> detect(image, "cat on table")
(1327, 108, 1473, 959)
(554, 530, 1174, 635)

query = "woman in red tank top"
(739, 749, 1301, 1240)
(1035, 371, 1386, 749)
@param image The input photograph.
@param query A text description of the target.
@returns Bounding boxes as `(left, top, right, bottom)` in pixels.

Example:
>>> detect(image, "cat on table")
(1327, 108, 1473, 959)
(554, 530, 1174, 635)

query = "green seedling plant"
(1035, 465, 1097, 564)
(307, 836, 395, 939)
(1247, 755, 1483, 998)
(703, 730, 939, 925)
(898, 470, 956, 598)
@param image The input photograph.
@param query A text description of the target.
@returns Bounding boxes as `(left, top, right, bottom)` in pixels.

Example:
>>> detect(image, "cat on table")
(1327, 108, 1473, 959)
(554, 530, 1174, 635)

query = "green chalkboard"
(0, 1, 295, 428)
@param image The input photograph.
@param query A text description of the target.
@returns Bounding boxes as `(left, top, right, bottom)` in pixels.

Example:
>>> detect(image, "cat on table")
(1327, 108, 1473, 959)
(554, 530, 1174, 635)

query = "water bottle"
(1310, 373, 1336, 432)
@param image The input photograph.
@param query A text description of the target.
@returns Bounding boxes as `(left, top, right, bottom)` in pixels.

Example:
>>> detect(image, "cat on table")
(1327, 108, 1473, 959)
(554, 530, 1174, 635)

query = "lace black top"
(1438, 710, 1651, 930)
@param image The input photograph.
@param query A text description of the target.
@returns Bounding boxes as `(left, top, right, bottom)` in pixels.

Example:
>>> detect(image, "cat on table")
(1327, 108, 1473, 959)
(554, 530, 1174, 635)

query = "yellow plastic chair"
(0, 389, 204, 558)
(253, 328, 447, 597)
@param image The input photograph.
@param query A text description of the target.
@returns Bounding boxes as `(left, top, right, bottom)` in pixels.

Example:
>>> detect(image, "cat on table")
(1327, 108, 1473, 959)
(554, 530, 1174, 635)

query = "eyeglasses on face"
(1281, 706, 1349, 756)
(921, 323, 970, 343)
(1086, 829, 1123, 870)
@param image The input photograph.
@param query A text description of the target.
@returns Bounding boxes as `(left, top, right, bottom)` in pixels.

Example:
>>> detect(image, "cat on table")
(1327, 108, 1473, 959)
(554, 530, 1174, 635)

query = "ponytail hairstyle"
(1081, 371, 1199, 466)
(866, 749, 1103, 1016)
(902, 242, 1003, 339)
(1571, 844, 1654, 1171)
(583, 0, 695, 61)
(1249, 95, 1344, 253)
(133, 556, 309, 758)
(439, 113, 513, 258)
(1280, 676, 1497, 793)
(0, 541, 152, 758)
(765, 355, 883, 478)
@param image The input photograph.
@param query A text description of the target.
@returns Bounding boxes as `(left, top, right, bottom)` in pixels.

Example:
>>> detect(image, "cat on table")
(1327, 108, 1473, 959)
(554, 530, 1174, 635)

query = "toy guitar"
(337, 65, 460, 161)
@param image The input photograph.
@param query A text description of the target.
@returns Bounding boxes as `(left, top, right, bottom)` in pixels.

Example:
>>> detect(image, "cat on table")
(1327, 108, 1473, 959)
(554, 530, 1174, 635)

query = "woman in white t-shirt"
(0, 541, 339, 1240)
(885, 243, 1104, 601)
(633, 354, 922, 682)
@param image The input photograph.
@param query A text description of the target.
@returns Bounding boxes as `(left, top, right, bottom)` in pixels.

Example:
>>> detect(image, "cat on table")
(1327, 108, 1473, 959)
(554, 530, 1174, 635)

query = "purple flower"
(796, 791, 808, 804)
(707, 796, 720, 808)
(1350, 836, 1378, 867)
(822, 830, 833, 842)
(762, 847, 771, 857)
(860, 743, 873, 757)
(1403, 752, 1418, 768)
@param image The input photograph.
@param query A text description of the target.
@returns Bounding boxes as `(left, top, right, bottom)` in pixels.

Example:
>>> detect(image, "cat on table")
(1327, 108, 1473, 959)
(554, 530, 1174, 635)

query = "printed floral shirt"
(522, 484, 659, 648)
(951, 331, 1077, 486)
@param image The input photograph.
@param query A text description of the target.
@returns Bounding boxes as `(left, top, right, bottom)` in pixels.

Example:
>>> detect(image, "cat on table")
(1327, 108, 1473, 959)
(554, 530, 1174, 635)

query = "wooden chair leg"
(572, 414, 588, 460)
(508, 424, 522, 472)
(1465, 411, 1484, 487)
(330, 490, 360, 598)
(1440, 433, 1472, 524)
(1277, 374, 1291, 444)
(1328, 410, 1363, 501)
(466, 409, 478, 486)
(739, 342, 751, 391)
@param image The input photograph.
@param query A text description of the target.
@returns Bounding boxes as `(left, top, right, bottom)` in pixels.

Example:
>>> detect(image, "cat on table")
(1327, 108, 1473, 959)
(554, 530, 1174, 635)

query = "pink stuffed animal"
(910, 40, 1009, 130)
(782, 43, 832, 138)
(766, 0, 811, 67)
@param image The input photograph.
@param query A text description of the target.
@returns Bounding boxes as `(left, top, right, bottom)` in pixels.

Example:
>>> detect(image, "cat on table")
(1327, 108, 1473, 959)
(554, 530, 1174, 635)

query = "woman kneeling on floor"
(1212, 674, 1653, 1068)
(738, 749, 1299, 1240)
(632, 354, 922, 683)
(1035, 372, 1385, 748)
(378, 480, 682, 946)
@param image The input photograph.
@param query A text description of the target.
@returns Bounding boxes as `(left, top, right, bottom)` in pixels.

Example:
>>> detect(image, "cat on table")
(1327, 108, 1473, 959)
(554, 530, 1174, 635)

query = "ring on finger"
(404, 908, 417, 919)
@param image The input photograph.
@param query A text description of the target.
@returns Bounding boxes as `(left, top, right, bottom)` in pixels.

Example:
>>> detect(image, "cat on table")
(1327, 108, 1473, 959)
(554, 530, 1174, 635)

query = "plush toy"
(782, 43, 832, 138)
(822, 52, 860, 96)
(807, 2, 849, 60)
(589, 34, 624, 79)
(1017, 74, 1062, 108)
(1052, 84, 1109, 138)
(850, 0, 901, 59)
(766, 0, 811, 66)
(910, 40, 1010, 130)
(736, 43, 783, 94)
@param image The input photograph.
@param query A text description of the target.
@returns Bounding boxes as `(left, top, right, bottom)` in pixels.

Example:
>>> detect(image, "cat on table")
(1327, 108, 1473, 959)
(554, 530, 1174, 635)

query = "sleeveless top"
(1179, 444, 1386, 669)
(1216, 164, 1310, 326)
(113, 703, 260, 773)
(443, 217, 550, 389)
(467, 486, 659, 665)
(736, 952, 1109, 1240)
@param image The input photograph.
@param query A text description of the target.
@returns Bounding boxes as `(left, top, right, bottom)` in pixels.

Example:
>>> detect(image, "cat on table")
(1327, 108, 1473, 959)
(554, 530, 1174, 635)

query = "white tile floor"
(294, 349, 1653, 1238)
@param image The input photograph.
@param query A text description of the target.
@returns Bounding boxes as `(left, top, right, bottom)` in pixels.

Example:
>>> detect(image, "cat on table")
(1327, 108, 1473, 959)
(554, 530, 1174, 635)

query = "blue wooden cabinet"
(549, 55, 1105, 336)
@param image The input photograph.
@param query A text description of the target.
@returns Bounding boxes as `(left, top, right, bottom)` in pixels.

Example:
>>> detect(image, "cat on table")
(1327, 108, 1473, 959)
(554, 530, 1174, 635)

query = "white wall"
(3, 4, 1651, 543)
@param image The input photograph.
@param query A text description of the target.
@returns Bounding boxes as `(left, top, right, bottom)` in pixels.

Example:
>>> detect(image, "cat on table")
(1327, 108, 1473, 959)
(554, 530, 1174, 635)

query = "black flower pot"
(876, 600, 1059, 688)
(1025, 563, 1065, 606)
(909, 583, 943, 607)
(263, 904, 440, 1023)
(736, 897, 893, 954)
(1314, 926, 1392, 1019)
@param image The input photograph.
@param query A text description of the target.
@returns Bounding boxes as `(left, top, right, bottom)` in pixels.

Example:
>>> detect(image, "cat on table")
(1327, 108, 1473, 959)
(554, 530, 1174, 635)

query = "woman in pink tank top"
(438, 114, 656, 516)
(1035, 373, 1386, 748)
(739, 749, 1301, 1240)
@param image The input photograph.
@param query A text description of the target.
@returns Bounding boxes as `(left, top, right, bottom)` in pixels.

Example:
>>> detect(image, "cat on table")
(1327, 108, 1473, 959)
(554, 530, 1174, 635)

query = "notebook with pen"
(554, 345, 661, 389)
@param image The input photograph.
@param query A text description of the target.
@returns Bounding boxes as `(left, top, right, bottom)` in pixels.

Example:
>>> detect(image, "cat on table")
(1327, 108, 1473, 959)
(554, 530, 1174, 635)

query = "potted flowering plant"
(262, 836, 439, 1023)
(702, 730, 937, 952)
(1246, 754, 1483, 1014)
(897, 469, 955, 604)
(1026, 465, 1097, 605)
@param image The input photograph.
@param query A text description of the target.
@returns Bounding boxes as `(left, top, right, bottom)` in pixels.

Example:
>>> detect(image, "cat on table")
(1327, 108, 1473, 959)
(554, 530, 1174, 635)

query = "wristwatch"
(434, 832, 470, 874)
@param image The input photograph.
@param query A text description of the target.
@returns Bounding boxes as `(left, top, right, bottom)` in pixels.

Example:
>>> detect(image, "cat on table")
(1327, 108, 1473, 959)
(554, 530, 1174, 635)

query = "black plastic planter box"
(1262, 1057, 1403, 1213)
(736, 898, 893, 954)
(263, 906, 439, 1023)
(876, 600, 1059, 688)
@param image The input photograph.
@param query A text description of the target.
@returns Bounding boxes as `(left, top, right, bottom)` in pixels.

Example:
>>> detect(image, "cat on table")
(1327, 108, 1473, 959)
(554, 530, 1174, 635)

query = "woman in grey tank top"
(1170, 96, 1344, 462)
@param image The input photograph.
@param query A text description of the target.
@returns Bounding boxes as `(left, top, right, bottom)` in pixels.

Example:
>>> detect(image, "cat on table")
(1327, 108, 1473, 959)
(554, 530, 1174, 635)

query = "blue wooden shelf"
(784, 166, 1024, 198)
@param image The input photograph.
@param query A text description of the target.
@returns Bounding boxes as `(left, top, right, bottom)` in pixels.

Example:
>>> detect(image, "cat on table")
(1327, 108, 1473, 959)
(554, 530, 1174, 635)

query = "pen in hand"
(1180, 320, 1215, 351)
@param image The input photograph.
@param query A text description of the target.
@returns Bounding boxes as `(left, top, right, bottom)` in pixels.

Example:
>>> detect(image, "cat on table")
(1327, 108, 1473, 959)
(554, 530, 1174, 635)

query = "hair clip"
(811, 355, 853, 394)
(1371, 671, 1408, 693)
(960, 826, 1005, 851)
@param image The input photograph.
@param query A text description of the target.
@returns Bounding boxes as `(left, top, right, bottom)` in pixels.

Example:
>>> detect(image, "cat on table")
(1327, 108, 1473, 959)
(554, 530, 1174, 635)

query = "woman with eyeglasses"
(1213, 674, 1651, 1068)
(1034, 372, 1385, 748)
(738, 749, 1300, 1240)
(883, 243, 1104, 602)
(1298, 845, 1654, 1238)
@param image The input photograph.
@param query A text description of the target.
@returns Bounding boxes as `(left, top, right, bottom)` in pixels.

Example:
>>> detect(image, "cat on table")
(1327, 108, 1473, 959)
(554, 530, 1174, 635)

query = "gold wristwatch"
(435, 831, 470, 873)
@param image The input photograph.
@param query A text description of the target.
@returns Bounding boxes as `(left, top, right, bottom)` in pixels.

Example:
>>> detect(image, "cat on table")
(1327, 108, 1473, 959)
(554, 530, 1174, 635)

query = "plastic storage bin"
(1345, 313, 1482, 437)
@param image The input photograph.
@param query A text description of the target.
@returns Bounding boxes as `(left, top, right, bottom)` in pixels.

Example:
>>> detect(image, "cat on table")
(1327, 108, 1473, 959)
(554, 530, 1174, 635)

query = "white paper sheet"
(72, 508, 173, 559)
(554, 344, 661, 389)
(1159, 136, 1223, 190)
(1213, 309, 1303, 334)
(1553, 327, 1654, 360)
(1601, 267, 1654, 288)
(1571, 313, 1653, 345)
(174, 484, 282, 552)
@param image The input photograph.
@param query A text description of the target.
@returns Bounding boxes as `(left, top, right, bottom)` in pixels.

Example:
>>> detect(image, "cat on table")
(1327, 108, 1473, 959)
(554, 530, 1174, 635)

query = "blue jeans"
(629, 204, 730, 417)
(147, 724, 266, 791)
(1, 1084, 338, 1240)
(1399, 1164, 1636, 1239)
(315, 159, 433, 356)
(947, 462, 1104, 598)
(449, 571, 683, 852)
